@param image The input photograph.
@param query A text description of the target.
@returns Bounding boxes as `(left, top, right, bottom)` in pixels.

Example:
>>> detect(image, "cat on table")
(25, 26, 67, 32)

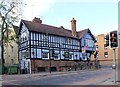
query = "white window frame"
(42, 50, 49, 59)
(54, 52, 60, 60)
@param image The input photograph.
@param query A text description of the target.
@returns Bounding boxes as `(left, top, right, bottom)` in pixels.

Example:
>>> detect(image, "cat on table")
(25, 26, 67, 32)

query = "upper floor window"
(68, 38, 72, 43)
(96, 54, 99, 58)
(25, 37, 27, 41)
(22, 37, 24, 42)
(66, 38, 72, 44)
(95, 38, 98, 42)
(104, 36, 106, 42)
(96, 45, 98, 50)
(85, 39, 93, 47)
(104, 44, 108, 50)
(41, 34, 47, 41)
(104, 34, 109, 42)
(104, 52, 108, 58)
(21, 32, 28, 42)
(84, 39, 86, 46)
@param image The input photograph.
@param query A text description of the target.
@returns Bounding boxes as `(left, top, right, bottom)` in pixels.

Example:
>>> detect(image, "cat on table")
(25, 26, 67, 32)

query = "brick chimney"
(32, 17, 42, 23)
(71, 17, 76, 37)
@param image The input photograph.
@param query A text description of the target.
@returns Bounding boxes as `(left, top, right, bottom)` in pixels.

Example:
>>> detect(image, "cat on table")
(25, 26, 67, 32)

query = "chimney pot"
(60, 26, 64, 29)
(71, 17, 77, 37)
(32, 17, 42, 23)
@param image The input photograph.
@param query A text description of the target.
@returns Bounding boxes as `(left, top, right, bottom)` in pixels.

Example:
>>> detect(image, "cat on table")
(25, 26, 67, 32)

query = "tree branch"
(5, 5, 15, 18)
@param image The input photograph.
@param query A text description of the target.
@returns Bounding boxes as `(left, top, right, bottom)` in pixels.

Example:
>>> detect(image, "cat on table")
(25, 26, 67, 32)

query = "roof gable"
(77, 29, 96, 41)
(77, 29, 89, 39)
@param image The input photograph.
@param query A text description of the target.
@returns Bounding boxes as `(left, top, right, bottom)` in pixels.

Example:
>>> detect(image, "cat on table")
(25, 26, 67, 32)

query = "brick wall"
(30, 59, 76, 73)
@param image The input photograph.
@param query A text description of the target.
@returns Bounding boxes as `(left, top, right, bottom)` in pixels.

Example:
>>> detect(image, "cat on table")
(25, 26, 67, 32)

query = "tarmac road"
(2, 67, 118, 85)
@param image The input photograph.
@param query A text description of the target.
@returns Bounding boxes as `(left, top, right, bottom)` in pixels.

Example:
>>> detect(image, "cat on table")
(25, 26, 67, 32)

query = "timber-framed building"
(18, 17, 96, 74)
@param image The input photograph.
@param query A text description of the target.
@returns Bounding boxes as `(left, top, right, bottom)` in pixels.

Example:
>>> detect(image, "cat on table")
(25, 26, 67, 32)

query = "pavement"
(1, 68, 120, 85)
(2, 70, 88, 81)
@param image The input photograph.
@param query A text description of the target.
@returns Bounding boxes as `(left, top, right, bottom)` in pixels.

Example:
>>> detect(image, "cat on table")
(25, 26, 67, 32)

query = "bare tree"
(0, 0, 25, 70)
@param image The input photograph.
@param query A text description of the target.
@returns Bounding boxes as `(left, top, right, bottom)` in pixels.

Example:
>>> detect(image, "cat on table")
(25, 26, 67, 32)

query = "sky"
(23, 0, 119, 36)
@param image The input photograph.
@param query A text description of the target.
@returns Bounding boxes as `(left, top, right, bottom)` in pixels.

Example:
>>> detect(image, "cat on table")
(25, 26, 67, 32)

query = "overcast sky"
(23, 0, 119, 36)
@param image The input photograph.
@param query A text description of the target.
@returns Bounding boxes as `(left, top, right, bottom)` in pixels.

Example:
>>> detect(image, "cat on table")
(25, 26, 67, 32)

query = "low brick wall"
(99, 59, 119, 68)
(30, 59, 76, 73)
(30, 59, 114, 73)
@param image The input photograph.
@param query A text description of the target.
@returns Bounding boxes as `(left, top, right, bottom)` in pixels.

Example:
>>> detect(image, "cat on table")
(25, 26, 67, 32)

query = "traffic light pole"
(110, 30, 118, 83)
(49, 48, 51, 74)
(49, 56, 51, 74)
(112, 48, 116, 83)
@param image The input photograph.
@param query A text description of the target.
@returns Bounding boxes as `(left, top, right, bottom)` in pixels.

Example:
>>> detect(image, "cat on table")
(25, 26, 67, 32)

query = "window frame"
(104, 52, 108, 58)
(42, 51, 49, 59)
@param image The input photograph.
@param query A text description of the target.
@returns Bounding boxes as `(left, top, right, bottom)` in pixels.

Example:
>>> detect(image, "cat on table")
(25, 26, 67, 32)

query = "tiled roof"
(77, 29, 89, 39)
(21, 20, 93, 40)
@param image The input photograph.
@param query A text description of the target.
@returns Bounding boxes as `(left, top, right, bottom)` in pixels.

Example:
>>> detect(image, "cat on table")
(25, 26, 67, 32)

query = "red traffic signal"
(110, 31, 118, 48)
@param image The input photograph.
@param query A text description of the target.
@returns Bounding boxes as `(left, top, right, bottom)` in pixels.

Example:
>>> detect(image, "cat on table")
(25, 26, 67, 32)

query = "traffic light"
(110, 31, 118, 48)
(105, 34, 109, 47)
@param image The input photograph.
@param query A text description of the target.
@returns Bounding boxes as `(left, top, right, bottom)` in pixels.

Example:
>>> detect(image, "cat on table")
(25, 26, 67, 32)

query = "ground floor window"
(69, 53, 73, 59)
(63, 52, 69, 59)
(42, 52, 49, 59)
(54, 53, 59, 59)
(63, 52, 73, 60)
(82, 53, 87, 61)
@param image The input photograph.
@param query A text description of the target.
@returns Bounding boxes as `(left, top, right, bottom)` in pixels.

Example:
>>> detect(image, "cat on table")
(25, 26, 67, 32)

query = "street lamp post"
(49, 54, 51, 74)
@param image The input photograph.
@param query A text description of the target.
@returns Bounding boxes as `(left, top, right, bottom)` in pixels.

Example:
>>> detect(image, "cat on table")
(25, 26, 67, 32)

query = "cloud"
(23, 0, 56, 20)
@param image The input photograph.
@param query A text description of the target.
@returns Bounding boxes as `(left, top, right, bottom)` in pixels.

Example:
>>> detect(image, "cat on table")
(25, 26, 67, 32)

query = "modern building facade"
(92, 33, 120, 67)
(4, 28, 18, 66)
(18, 17, 96, 74)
